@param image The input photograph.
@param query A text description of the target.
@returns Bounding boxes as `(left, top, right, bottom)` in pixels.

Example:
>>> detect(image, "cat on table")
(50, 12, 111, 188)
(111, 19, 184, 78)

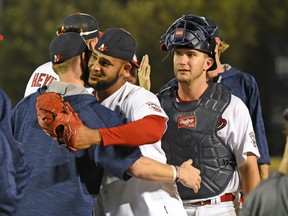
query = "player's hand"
(65, 125, 102, 149)
(138, 54, 151, 91)
(178, 159, 201, 193)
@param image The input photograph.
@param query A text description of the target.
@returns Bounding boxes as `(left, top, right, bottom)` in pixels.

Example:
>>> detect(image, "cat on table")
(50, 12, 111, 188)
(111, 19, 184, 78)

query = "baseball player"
(24, 12, 100, 97)
(59, 28, 201, 216)
(240, 109, 288, 216)
(127, 54, 151, 91)
(123, 53, 151, 91)
(1, 34, 31, 214)
(160, 15, 270, 180)
(15, 32, 201, 216)
(157, 15, 260, 216)
(12, 32, 141, 216)
(278, 107, 288, 174)
(0, 88, 31, 215)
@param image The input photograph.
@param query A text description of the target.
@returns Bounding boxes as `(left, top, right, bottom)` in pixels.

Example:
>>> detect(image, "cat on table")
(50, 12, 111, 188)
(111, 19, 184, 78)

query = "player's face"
(123, 66, 138, 85)
(88, 51, 126, 91)
(173, 49, 211, 84)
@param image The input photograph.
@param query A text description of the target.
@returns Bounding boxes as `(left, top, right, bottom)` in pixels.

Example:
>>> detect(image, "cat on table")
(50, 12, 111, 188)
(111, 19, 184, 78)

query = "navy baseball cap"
(57, 13, 100, 40)
(95, 28, 136, 62)
(49, 32, 88, 64)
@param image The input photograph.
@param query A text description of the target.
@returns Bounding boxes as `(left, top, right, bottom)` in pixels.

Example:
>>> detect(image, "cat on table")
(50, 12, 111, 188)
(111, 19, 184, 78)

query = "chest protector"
(159, 83, 236, 200)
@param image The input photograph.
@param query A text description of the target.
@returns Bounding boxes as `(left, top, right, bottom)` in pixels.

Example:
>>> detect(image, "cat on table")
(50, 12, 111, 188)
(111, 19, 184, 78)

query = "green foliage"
(0, 0, 287, 106)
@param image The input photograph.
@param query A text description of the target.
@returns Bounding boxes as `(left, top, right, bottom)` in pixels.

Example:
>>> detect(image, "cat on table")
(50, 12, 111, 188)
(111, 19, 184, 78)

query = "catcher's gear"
(160, 14, 216, 71)
(36, 92, 83, 151)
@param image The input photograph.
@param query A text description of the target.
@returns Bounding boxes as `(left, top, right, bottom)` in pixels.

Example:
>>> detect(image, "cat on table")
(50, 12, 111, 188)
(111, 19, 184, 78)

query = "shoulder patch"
(146, 102, 162, 113)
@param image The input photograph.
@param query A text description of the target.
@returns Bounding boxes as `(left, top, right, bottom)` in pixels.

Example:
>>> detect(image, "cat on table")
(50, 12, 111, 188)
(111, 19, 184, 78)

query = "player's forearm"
(258, 164, 269, 180)
(126, 156, 201, 192)
(239, 153, 261, 195)
(278, 134, 288, 174)
(126, 156, 176, 182)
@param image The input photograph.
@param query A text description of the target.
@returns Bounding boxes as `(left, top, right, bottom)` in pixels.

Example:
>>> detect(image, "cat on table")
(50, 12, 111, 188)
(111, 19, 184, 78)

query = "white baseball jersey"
(183, 95, 260, 216)
(94, 82, 188, 216)
(24, 62, 59, 97)
(24, 61, 93, 97)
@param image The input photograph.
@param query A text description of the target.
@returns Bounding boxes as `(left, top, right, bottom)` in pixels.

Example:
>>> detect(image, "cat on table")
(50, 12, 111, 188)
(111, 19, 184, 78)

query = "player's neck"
(177, 79, 208, 101)
(59, 71, 84, 87)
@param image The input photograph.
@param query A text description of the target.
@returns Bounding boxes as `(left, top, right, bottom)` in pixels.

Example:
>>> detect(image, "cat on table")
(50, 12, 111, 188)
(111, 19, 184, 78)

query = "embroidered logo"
(217, 117, 227, 131)
(146, 102, 162, 113)
(98, 44, 108, 52)
(249, 132, 257, 148)
(178, 116, 196, 128)
(53, 54, 62, 63)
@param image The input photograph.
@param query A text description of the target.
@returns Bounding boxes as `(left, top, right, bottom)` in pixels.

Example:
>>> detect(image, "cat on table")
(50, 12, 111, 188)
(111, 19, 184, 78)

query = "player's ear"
(214, 37, 221, 46)
(123, 62, 132, 71)
(122, 62, 131, 74)
(204, 56, 214, 72)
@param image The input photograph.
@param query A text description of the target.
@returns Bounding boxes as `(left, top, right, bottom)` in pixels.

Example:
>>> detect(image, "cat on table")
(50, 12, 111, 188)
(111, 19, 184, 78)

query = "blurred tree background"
(0, 0, 287, 157)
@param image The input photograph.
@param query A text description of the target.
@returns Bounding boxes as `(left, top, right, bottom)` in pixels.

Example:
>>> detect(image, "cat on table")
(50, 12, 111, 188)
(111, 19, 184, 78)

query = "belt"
(184, 193, 235, 206)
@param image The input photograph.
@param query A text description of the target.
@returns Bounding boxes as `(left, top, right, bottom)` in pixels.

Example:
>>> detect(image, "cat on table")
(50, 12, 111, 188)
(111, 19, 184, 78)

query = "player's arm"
(127, 157, 201, 193)
(277, 122, 288, 174)
(73, 115, 166, 149)
(239, 152, 261, 196)
(258, 164, 269, 180)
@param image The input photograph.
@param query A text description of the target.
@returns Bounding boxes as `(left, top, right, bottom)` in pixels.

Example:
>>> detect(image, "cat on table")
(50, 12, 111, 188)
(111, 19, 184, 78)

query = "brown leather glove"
(35, 92, 83, 151)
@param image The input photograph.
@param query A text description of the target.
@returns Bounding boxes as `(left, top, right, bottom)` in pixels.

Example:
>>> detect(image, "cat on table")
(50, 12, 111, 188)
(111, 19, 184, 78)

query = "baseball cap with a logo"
(95, 28, 136, 62)
(49, 32, 88, 64)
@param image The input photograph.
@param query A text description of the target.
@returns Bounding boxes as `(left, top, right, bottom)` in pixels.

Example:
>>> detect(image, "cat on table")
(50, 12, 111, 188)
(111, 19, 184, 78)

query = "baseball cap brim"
(131, 59, 140, 68)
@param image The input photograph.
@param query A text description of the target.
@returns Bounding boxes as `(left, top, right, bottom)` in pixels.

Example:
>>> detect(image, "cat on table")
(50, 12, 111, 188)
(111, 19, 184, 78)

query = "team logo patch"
(249, 132, 257, 148)
(53, 54, 62, 63)
(98, 44, 108, 52)
(178, 115, 196, 128)
(175, 30, 184, 37)
(146, 102, 162, 113)
(217, 117, 227, 131)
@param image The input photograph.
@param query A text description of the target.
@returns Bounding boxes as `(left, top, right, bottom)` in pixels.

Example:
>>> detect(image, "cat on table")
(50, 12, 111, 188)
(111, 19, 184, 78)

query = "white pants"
(184, 201, 237, 216)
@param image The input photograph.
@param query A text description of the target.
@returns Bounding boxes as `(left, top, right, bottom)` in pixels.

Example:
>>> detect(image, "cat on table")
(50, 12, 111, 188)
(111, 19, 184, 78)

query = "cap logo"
(175, 30, 184, 37)
(98, 44, 108, 52)
(53, 54, 62, 63)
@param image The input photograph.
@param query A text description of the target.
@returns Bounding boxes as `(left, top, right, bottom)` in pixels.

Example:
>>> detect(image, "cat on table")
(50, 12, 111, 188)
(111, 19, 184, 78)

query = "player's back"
(11, 90, 99, 216)
(24, 62, 59, 97)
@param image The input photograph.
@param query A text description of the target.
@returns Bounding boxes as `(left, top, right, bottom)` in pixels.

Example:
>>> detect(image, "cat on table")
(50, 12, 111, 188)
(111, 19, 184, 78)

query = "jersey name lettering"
(31, 73, 56, 87)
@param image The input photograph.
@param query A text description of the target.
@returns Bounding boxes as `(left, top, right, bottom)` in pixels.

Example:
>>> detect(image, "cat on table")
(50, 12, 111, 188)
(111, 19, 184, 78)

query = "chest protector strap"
(159, 83, 236, 200)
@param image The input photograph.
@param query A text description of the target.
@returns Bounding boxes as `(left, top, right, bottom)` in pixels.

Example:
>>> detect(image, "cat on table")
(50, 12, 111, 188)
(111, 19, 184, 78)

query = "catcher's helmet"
(57, 13, 99, 40)
(160, 14, 217, 70)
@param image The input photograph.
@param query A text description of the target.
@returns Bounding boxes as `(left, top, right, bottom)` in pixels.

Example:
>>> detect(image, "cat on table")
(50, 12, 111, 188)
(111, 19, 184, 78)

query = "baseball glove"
(35, 92, 83, 151)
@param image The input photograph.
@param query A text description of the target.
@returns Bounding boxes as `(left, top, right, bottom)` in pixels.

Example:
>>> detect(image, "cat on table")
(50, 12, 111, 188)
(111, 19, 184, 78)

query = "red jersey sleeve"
(99, 115, 166, 147)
